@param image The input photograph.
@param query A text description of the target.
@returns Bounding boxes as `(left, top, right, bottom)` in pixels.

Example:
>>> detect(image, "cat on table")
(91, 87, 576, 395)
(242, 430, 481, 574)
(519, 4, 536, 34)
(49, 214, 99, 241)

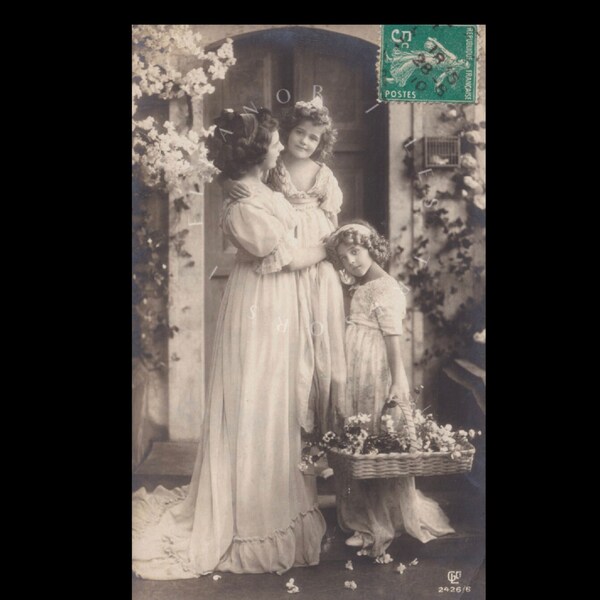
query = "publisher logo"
(447, 571, 462, 585)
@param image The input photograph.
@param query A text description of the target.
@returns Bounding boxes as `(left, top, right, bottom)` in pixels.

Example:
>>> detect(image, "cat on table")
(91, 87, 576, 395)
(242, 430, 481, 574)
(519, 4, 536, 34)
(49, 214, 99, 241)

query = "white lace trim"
(353, 276, 401, 317)
(253, 233, 298, 275)
(290, 201, 320, 211)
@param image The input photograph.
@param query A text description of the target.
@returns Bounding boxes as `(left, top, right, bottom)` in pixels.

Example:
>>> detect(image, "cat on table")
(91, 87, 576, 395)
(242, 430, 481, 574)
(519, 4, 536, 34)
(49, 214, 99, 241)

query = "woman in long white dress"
(132, 108, 327, 579)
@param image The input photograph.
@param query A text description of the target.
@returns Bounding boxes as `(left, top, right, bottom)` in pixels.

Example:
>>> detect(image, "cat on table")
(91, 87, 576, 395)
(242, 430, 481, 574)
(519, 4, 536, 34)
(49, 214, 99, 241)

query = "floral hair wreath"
(325, 222, 390, 273)
(295, 95, 324, 112)
(292, 95, 332, 128)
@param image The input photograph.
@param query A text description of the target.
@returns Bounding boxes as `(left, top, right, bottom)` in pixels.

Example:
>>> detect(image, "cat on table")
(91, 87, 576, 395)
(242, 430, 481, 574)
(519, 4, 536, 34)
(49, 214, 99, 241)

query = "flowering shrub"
(132, 25, 236, 196)
(132, 25, 235, 369)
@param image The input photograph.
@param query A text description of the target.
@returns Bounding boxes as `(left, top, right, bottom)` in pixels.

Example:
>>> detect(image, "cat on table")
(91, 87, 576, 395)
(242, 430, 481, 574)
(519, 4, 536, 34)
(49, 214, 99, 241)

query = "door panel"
(331, 153, 364, 224)
(203, 30, 387, 381)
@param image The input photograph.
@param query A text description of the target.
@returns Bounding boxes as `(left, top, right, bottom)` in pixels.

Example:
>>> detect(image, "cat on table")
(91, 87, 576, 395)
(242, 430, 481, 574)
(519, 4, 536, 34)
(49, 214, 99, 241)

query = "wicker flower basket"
(327, 395, 476, 480)
(327, 444, 475, 479)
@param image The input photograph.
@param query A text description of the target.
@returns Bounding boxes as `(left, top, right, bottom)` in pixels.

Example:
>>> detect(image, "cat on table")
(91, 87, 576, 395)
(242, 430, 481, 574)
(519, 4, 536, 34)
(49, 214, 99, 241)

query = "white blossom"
(473, 328, 486, 343)
(381, 414, 396, 433)
(460, 153, 478, 170)
(465, 130, 482, 144)
(323, 431, 337, 443)
(463, 175, 480, 190)
(217, 39, 235, 59)
(136, 117, 155, 131)
(375, 553, 394, 564)
(132, 25, 233, 196)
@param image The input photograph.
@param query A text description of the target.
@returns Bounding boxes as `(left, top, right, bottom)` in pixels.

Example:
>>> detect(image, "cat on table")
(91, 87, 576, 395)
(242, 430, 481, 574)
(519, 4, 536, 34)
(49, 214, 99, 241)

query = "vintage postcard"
(132, 24, 486, 600)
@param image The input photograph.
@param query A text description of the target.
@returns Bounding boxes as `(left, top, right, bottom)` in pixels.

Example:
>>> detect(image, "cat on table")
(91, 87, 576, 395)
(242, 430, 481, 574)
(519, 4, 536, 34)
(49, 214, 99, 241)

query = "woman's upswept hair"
(279, 100, 337, 163)
(325, 219, 390, 271)
(207, 108, 279, 179)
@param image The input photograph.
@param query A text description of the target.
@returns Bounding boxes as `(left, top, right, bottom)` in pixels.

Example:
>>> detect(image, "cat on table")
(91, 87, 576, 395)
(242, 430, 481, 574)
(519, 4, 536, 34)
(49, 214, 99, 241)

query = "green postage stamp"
(379, 25, 477, 103)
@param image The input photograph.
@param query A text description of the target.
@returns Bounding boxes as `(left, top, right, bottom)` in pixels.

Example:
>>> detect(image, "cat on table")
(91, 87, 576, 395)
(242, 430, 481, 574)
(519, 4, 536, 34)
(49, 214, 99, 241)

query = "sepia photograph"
(132, 24, 486, 599)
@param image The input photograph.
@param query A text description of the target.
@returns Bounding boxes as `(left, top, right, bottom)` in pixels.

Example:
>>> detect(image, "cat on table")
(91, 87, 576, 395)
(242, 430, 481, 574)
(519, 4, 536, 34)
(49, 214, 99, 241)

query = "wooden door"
(203, 29, 387, 379)
(293, 29, 387, 229)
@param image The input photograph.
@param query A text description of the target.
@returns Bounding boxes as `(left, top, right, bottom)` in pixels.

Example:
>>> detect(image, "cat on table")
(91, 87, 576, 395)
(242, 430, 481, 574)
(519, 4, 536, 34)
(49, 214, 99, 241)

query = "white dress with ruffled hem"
(335, 275, 455, 557)
(132, 187, 326, 579)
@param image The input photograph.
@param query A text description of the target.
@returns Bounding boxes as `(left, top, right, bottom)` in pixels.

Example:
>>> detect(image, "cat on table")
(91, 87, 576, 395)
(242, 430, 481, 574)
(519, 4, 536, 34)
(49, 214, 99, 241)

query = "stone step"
(134, 441, 198, 476)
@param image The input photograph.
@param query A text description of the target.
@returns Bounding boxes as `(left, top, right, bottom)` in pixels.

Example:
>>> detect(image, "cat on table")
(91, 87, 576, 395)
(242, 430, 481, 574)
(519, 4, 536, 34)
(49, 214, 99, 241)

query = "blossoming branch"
(132, 25, 236, 196)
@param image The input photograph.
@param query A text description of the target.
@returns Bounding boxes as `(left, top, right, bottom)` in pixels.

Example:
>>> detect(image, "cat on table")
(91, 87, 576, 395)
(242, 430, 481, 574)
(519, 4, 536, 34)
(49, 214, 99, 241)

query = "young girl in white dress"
(226, 97, 346, 435)
(326, 221, 455, 558)
(132, 108, 328, 579)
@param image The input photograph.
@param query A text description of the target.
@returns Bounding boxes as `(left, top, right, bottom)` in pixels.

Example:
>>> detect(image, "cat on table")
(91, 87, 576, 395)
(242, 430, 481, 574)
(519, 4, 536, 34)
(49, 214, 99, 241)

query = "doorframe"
(166, 27, 422, 442)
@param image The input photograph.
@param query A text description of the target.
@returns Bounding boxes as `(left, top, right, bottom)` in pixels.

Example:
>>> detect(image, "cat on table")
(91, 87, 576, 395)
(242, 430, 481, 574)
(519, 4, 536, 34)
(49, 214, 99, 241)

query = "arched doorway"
(203, 27, 389, 374)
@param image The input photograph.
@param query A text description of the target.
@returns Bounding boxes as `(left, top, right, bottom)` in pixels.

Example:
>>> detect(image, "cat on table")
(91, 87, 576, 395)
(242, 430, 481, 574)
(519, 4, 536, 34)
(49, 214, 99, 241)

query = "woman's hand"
(284, 243, 326, 271)
(222, 178, 251, 200)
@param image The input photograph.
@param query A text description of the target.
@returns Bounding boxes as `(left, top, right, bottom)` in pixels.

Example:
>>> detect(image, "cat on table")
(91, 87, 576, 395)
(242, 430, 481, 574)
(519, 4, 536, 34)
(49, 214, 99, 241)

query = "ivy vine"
(395, 105, 486, 366)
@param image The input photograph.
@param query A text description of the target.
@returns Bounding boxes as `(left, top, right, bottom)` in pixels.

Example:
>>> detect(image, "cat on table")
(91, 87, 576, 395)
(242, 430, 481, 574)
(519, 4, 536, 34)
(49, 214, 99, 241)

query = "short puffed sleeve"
(372, 281, 406, 335)
(318, 166, 343, 218)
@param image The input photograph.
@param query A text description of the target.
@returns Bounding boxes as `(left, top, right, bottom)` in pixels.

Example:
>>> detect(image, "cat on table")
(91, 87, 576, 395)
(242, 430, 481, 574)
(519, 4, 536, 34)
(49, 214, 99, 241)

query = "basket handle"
(383, 393, 420, 452)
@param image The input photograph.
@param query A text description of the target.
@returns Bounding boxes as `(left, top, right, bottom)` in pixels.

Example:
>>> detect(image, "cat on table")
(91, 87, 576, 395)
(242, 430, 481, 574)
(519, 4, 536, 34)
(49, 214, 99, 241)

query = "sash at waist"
(289, 200, 320, 210)
(347, 316, 381, 331)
